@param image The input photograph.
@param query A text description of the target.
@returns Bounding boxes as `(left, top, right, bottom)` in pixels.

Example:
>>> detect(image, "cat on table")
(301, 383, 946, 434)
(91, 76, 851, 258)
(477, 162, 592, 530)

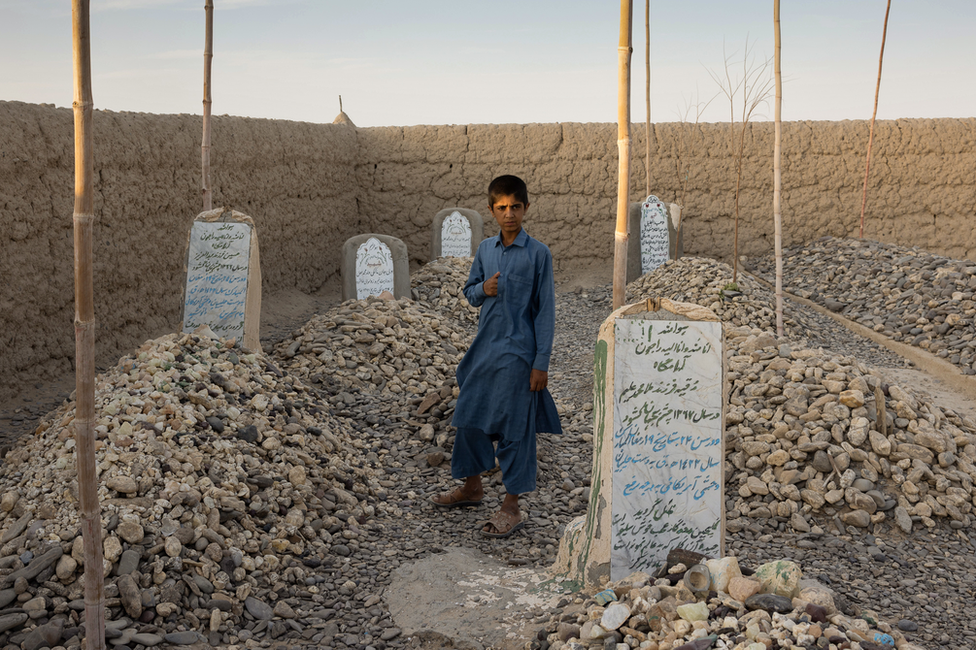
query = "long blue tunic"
(453, 228, 562, 442)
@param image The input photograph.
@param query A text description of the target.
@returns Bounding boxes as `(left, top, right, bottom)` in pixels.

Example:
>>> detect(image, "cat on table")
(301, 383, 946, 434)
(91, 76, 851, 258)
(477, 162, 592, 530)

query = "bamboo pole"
(612, 0, 633, 311)
(71, 2, 106, 649)
(202, 0, 214, 211)
(644, 0, 650, 197)
(773, 0, 783, 338)
(858, 0, 891, 239)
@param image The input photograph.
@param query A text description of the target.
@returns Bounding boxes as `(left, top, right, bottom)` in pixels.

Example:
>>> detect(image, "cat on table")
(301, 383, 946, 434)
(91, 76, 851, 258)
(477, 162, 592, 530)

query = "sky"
(1, 0, 974, 127)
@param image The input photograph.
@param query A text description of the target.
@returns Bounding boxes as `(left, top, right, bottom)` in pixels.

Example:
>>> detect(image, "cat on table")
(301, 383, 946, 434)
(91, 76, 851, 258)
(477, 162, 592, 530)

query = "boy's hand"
(529, 369, 548, 392)
(483, 272, 501, 296)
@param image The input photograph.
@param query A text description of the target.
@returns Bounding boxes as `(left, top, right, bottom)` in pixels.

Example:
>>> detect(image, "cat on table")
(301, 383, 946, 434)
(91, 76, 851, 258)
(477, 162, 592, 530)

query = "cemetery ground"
(2, 243, 976, 650)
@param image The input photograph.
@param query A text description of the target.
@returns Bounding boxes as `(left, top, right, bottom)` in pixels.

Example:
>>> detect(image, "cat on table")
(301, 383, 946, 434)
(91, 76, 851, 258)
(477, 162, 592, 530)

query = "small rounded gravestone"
(431, 208, 484, 259)
(341, 233, 410, 301)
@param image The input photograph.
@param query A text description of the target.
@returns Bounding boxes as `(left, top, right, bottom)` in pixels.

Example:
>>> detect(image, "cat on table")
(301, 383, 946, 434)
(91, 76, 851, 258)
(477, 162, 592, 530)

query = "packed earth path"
(0, 247, 976, 650)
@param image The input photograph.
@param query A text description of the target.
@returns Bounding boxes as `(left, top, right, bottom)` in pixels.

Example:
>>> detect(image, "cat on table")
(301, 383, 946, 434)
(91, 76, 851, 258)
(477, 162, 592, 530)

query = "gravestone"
(431, 208, 483, 258)
(341, 234, 410, 301)
(550, 298, 724, 588)
(626, 196, 683, 283)
(181, 208, 262, 351)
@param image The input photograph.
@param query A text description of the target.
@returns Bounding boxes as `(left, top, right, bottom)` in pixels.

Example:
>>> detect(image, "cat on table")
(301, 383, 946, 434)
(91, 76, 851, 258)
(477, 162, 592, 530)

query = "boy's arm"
(463, 248, 488, 307)
(531, 248, 556, 373)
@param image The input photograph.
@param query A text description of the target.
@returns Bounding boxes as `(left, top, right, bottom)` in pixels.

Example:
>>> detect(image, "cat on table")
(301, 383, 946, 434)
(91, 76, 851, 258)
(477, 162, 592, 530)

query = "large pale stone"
(105, 476, 138, 494)
(839, 390, 865, 408)
(766, 450, 790, 466)
(868, 430, 891, 456)
(601, 602, 632, 630)
(797, 583, 837, 614)
(705, 556, 742, 593)
(755, 560, 802, 598)
(55, 555, 77, 582)
(103, 535, 123, 564)
(745, 476, 769, 496)
(0, 492, 19, 513)
(847, 417, 870, 446)
(676, 601, 709, 622)
(117, 521, 144, 544)
(164, 536, 183, 558)
(728, 576, 762, 602)
(840, 509, 872, 528)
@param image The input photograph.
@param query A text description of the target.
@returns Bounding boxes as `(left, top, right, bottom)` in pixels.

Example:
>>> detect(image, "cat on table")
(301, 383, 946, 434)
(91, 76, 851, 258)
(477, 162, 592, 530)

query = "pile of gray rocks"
(750, 237, 976, 374)
(408, 257, 481, 330)
(0, 328, 388, 648)
(535, 555, 925, 650)
(721, 325, 976, 537)
(627, 258, 814, 341)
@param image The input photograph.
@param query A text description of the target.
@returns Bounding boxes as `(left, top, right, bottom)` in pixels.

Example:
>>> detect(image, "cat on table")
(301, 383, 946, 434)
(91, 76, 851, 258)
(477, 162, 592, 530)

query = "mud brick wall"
(1, 100, 973, 399)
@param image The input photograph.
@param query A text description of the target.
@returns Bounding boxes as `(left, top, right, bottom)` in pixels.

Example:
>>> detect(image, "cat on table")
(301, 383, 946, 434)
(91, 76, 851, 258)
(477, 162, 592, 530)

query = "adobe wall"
(0, 101, 359, 401)
(1, 100, 974, 401)
(358, 119, 976, 270)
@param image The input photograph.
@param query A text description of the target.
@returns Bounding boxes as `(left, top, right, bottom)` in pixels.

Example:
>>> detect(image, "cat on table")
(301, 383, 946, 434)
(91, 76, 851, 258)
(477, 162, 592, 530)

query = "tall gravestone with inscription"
(626, 196, 683, 283)
(181, 208, 262, 351)
(431, 208, 484, 258)
(550, 298, 724, 588)
(341, 234, 410, 301)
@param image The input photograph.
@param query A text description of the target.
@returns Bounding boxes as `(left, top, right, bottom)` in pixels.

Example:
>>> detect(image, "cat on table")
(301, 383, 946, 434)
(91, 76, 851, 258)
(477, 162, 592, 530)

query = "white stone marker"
(341, 233, 410, 301)
(549, 298, 724, 589)
(610, 316, 724, 579)
(441, 211, 473, 257)
(355, 237, 395, 300)
(640, 195, 671, 275)
(431, 207, 483, 259)
(181, 208, 262, 351)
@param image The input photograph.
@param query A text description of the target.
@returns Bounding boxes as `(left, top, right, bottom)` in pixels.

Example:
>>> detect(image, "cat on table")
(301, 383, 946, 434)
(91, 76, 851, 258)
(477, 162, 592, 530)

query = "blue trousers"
(450, 427, 537, 495)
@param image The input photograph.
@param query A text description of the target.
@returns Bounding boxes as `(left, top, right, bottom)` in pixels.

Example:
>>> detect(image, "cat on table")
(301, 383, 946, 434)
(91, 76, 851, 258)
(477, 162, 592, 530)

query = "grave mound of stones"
(628, 257, 976, 538)
(0, 328, 384, 647)
(536, 555, 923, 650)
(751, 236, 976, 375)
(627, 257, 815, 341)
(408, 256, 480, 329)
(272, 293, 473, 449)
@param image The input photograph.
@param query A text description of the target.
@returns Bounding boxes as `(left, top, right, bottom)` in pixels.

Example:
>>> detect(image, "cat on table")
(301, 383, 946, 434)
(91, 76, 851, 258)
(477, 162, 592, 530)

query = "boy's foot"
(430, 486, 483, 508)
(481, 510, 524, 538)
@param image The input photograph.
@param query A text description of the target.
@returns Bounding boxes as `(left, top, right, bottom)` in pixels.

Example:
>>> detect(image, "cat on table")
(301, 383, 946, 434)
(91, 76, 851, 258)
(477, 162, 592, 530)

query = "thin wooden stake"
(202, 0, 214, 211)
(612, 0, 634, 311)
(71, 2, 106, 649)
(644, 0, 651, 197)
(858, 0, 891, 239)
(773, 0, 784, 338)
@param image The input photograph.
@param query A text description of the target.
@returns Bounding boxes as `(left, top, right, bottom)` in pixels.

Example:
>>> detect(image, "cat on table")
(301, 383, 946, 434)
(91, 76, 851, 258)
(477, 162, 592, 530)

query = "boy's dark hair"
(488, 175, 529, 208)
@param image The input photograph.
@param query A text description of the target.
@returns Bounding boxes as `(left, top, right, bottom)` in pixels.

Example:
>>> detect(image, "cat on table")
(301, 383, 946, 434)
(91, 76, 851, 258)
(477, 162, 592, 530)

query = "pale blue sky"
(1, 0, 973, 127)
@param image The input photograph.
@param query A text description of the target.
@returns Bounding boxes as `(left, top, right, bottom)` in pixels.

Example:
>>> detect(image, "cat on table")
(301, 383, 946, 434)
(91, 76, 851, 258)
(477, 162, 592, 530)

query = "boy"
(430, 175, 561, 538)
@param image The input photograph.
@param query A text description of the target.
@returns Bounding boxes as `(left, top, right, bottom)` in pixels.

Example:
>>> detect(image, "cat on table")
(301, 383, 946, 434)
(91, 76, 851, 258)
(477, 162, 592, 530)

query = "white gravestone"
(355, 237, 395, 299)
(183, 221, 252, 341)
(440, 211, 473, 258)
(610, 317, 724, 580)
(640, 195, 670, 275)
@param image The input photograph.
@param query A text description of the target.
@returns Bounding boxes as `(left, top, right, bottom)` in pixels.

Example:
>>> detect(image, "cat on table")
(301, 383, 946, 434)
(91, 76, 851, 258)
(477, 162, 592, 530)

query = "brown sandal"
(430, 487, 483, 509)
(481, 510, 524, 538)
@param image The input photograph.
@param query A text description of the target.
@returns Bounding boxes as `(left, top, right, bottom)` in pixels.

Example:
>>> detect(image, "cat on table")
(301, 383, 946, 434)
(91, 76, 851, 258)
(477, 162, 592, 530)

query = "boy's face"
(489, 194, 529, 240)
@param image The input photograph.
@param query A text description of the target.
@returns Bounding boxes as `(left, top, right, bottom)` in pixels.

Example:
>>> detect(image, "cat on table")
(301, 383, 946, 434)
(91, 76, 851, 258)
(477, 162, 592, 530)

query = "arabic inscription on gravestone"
(640, 196, 670, 274)
(440, 211, 472, 258)
(183, 221, 251, 340)
(356, 237, 396, 299)
(611, 318, 723, 579)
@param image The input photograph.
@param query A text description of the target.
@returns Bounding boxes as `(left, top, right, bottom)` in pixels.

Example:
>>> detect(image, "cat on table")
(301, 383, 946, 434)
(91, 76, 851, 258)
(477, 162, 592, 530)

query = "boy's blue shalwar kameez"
(451, 228, 562, 495)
